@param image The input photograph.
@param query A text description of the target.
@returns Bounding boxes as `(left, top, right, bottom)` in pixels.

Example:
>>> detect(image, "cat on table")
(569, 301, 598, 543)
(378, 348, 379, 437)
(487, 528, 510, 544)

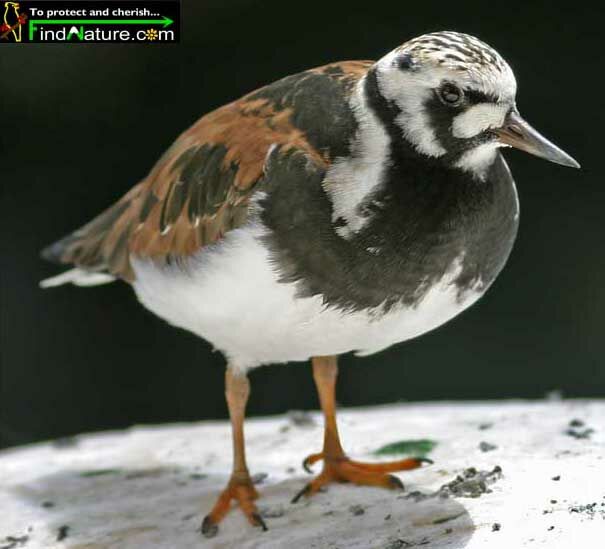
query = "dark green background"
(1, 1, 603, 450)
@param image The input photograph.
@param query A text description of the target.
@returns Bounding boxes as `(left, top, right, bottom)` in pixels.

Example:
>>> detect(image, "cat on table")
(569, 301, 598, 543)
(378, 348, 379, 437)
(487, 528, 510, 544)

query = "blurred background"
(1, 1, 603, 450)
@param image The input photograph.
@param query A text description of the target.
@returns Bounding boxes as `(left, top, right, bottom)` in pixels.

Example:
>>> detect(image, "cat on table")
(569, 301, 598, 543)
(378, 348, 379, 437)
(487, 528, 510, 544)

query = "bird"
(40, 31, 579, 537)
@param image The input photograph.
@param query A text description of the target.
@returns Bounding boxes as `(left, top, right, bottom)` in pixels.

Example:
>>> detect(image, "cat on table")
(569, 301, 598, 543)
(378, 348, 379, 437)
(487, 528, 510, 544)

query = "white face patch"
(452, 103, 509, 139)
(376, 50, 447, 158)
(454, 142, 500, 179)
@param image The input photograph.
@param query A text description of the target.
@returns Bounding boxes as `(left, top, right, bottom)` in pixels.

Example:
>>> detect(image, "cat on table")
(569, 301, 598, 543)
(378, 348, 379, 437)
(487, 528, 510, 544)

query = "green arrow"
(29, 15, 174, 39)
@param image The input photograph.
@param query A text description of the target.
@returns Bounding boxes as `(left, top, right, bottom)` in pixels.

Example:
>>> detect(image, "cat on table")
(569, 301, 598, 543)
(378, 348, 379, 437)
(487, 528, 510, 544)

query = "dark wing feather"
(41, 61, 372, 281)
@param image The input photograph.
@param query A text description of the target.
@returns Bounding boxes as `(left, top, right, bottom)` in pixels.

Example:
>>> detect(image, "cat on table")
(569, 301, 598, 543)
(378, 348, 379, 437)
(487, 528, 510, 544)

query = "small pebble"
(383, 540, 410, 549)
(548, 526, 555, 531)
(479, 441, 497, 452)
(552, 475, 561, 481)
(492, 523, 501, 532)
(2, 535, 29, 547)
(565, 427, 595, 439)
(349, 504, 365, 516)
(56, 525, 70, 542)
(251, 472, 268, 484)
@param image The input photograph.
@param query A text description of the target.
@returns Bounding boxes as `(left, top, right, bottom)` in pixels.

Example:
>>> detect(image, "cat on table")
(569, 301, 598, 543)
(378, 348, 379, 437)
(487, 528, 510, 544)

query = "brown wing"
(41, 61, 372, 281)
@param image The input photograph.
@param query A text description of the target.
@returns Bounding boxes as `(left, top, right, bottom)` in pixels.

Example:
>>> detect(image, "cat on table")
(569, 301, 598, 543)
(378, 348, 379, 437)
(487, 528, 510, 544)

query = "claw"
(292, 453, 429, 502)
(302, 457, 314, 474)
(387, 475, 405, 490)
(252, 512, 268, 531)
(291, 483, 311, 504)
(200, 515, 219, 538)
(202, 474, 264, 537)
(302, 452, 323, 473)
(415, 457, 434, 465)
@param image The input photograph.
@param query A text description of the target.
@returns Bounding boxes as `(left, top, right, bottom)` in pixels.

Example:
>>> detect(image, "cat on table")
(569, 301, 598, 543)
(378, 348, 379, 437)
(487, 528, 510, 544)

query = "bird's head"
(370, 31, 579, 176)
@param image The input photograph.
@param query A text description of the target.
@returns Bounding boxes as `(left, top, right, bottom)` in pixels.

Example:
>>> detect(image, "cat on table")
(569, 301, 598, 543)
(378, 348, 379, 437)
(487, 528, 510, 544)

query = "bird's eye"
(438, 83, 464, 106)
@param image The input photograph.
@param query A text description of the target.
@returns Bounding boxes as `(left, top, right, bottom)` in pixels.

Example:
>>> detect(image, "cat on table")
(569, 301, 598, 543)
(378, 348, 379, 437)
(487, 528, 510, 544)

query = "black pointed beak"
(494, 111, 580, 169)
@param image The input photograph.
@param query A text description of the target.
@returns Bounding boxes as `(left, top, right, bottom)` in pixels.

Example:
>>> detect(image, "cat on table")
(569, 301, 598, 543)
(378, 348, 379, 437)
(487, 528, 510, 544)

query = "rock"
(1, 400, 604, 548)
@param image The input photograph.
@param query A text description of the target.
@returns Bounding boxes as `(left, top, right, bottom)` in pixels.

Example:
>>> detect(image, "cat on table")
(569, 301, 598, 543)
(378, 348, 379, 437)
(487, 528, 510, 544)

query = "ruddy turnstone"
(41, 31, 579, 536)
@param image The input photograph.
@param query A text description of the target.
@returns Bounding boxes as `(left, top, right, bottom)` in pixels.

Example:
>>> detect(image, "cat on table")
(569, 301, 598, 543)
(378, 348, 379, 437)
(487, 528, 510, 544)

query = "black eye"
(438, 83, 464, 106)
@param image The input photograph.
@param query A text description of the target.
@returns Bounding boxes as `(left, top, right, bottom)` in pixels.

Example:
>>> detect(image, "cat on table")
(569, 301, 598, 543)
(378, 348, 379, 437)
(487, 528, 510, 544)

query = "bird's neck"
(323, 67, 495, 241)
(321, 74, 392, 239)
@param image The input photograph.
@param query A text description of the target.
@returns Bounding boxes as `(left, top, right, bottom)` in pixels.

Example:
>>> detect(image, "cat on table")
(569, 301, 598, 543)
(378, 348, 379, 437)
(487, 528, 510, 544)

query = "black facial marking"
(365, 68, 494, 164)
(423, 92, 495, 161)
(466, 88, 499, 105)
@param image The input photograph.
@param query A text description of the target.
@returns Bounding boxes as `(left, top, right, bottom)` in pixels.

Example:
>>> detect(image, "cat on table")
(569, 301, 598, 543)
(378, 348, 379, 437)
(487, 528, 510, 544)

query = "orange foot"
(292, 453, 432, 503)
(201, 474, 267, 538)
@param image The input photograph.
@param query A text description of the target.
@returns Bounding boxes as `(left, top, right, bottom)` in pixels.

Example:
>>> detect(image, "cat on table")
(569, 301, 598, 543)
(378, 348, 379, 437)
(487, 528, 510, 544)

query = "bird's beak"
(493, 111, 580, 169)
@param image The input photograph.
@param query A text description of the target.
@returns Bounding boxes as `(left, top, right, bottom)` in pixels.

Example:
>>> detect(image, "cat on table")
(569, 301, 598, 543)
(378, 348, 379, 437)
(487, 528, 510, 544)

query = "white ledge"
(1, 400, 604, 548)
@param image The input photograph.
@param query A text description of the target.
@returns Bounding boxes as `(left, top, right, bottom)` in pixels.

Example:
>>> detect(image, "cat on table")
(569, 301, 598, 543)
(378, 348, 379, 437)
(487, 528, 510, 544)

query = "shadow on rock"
(11, 466, 475, 549)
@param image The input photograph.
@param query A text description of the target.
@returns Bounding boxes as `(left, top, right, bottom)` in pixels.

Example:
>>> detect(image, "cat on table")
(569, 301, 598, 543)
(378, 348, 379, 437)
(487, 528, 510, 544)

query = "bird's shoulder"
(45, 60, 374, 280)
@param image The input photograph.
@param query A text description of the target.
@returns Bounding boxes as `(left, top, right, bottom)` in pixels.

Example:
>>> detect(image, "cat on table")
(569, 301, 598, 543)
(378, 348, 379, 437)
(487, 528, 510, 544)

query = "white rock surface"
(1, 400, 604, 549)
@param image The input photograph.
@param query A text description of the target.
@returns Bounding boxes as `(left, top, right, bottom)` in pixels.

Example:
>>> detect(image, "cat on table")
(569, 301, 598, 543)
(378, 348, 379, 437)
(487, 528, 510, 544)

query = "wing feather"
(41, 61, 372, 281)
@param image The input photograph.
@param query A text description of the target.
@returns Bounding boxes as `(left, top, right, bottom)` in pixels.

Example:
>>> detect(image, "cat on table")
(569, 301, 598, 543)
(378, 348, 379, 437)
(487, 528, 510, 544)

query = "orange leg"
(201, 368, 267, 538)
(292, 356, 432, 503)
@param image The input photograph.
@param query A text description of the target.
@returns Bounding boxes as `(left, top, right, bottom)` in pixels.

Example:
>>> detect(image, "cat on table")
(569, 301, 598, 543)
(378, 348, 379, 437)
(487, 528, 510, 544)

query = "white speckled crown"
(398, 31, 516, 101)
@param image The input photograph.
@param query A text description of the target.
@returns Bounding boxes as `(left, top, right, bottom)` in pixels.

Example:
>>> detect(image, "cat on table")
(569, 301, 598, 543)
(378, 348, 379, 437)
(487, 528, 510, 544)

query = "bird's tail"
(39, 268, 116, 288)
(40, 183, 143, 287)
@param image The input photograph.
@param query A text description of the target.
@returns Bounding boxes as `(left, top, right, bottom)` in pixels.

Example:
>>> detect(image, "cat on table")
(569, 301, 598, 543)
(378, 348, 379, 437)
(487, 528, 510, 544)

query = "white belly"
(131, 223, 485, 372)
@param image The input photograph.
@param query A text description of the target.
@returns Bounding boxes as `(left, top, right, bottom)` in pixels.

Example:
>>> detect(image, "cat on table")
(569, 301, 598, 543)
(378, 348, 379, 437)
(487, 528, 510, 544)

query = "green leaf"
(373, 439, 437, 456)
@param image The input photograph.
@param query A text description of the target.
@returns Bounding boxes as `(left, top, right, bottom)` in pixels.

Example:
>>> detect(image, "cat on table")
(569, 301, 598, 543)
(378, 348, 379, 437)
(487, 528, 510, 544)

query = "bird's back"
(41, 60, 373, 282)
